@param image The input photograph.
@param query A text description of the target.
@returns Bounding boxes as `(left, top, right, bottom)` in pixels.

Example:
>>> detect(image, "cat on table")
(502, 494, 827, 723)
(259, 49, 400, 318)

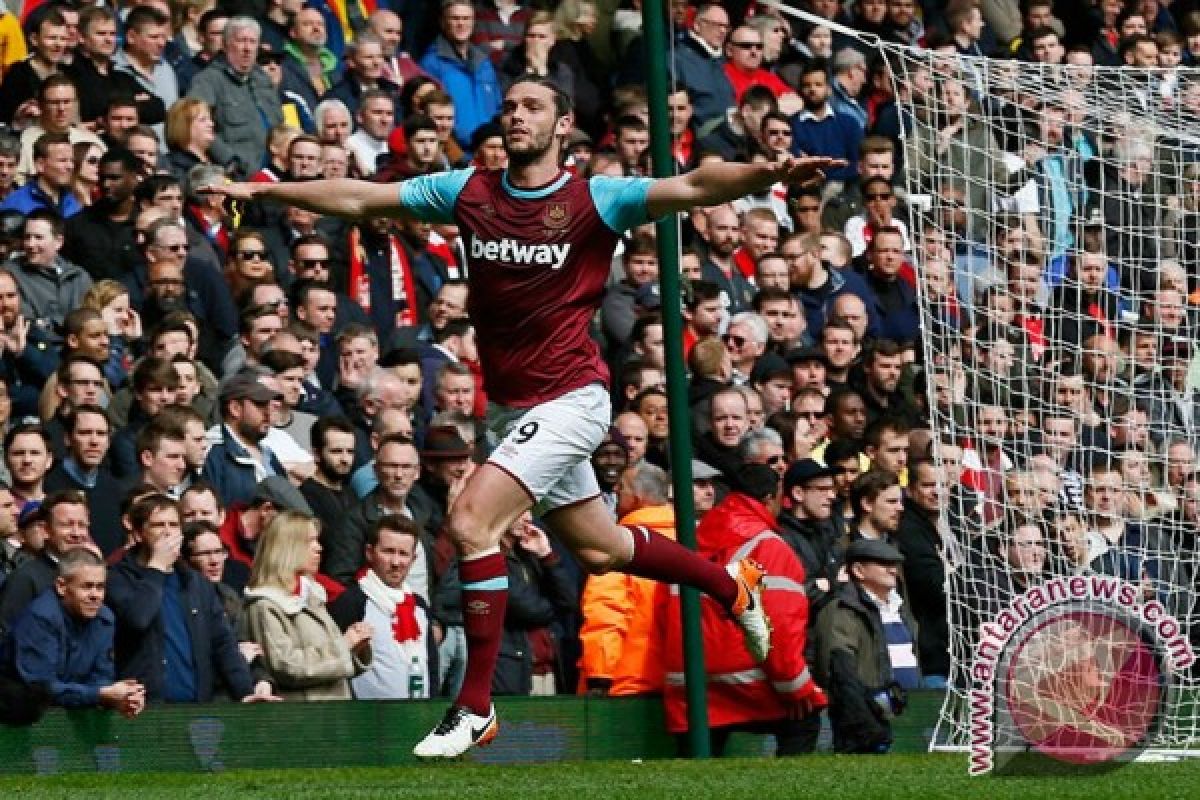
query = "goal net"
(884, 44, 1200, 760)
(766, 4, 1200, 765)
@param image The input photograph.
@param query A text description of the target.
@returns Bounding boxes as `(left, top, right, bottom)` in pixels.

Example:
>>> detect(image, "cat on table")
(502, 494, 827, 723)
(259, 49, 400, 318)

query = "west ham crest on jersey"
(542, 202, 571, 230)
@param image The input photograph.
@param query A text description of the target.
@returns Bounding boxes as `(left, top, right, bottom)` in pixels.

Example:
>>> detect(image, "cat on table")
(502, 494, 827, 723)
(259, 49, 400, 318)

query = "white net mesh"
(765, 6, 1200, 755)
(887, 44, 1200, 753)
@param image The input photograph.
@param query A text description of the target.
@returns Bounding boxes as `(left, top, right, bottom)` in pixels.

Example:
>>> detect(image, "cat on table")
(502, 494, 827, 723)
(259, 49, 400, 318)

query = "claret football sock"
(621, 524, 739, 610)
(456, 549, 509, 716)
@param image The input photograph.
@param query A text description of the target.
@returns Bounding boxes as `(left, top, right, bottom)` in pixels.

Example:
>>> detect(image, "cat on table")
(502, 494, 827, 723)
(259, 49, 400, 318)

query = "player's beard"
(505, 128, 557, 168)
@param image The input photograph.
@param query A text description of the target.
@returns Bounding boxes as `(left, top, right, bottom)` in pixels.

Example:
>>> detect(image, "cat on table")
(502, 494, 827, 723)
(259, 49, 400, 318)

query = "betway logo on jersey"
(469, 234, 571, 270)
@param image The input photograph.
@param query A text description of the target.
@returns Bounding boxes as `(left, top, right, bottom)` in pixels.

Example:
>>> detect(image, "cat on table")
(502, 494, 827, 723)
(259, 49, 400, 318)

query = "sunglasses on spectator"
(766, 455, 788, 466)
(298, 258, 329, 269)
(237, 249, 268, 261)
(723, 334, 747, 348)
(865, 192, 893, 201)
(731, 41, 763, 49)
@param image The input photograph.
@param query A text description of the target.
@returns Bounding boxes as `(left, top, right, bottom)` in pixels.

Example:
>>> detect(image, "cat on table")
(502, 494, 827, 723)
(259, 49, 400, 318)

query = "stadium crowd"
(0, 0, 1194, 756)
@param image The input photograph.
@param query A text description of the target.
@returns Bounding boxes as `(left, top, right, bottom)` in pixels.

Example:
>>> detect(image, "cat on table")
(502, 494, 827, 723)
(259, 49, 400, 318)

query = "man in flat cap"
(813, 538, 919, 753)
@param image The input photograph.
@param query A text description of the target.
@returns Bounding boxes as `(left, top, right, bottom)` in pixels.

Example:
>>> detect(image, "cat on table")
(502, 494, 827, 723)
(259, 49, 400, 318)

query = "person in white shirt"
(346, 89, 394, 176)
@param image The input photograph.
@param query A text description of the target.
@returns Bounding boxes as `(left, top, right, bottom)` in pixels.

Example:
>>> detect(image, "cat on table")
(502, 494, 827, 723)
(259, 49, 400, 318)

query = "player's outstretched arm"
(199, 178, 408, 220)
(645, 155, 846, 218)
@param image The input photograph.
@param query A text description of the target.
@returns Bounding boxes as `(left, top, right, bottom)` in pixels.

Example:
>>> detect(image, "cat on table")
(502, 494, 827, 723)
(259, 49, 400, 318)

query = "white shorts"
(486, 383, 611, 511)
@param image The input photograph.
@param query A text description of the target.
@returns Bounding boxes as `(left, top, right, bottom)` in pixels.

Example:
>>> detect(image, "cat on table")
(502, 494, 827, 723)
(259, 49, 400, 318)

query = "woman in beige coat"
(242, 512, 373, 701)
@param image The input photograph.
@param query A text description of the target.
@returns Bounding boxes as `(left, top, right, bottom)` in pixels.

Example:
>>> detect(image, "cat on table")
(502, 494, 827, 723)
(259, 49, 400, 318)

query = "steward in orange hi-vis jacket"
(578, 502, 675, 696)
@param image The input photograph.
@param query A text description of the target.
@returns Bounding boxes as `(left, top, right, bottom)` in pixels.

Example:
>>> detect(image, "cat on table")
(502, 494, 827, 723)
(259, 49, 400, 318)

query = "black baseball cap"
(782, 458, 845, 492)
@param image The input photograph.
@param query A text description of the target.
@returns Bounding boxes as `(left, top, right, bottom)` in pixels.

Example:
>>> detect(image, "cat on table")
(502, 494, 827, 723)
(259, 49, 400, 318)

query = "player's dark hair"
(509, 75, 573, 118)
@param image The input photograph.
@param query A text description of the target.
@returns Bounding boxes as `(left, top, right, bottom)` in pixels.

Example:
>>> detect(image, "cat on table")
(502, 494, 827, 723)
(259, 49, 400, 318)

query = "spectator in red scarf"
(329, 514, 439, 699)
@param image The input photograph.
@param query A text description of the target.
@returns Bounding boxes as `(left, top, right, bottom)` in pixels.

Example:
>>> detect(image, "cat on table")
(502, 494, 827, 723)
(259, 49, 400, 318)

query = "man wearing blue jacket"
(0, 549, 144, 724)
(418, 1, 500, 148)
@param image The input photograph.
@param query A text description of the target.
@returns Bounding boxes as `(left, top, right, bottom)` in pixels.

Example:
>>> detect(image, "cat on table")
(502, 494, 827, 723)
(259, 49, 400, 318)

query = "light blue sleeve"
(397, 167, 477, 224)
(588, 175, 655, 233)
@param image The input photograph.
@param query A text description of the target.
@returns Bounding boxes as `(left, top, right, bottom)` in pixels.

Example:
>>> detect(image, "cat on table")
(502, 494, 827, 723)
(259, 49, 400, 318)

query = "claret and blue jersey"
(398, 168, 655, 410)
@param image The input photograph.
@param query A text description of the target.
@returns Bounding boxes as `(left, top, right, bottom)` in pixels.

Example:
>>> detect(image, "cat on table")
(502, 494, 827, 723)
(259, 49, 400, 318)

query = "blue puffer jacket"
(419, 36, 501, 147)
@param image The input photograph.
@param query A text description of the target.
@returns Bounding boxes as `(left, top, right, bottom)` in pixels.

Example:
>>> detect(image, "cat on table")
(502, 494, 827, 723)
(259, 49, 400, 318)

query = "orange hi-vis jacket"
(662, 493, 825, 732)
(577, 504, 675, 696)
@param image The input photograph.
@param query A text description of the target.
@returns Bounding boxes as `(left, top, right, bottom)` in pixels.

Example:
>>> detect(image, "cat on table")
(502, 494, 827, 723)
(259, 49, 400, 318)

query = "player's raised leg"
(543, 492, 772, 661)
(412, 464, 532, 759)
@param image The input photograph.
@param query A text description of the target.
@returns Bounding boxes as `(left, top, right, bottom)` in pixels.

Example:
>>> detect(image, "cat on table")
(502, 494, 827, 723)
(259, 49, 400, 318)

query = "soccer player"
(205, 77, 841, 759)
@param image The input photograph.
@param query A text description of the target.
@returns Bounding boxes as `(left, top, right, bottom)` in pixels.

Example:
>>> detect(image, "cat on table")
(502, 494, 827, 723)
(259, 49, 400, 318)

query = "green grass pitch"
(0, 754, 1197, 799)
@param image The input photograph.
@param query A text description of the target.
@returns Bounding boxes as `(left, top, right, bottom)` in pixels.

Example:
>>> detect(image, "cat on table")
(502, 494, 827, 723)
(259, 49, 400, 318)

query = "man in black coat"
(893, 459, 952, 683)
(300, 415, 364, 538)
(63, 148, 141, 281)
(777, 459, 847, 621)
(774, 458, 847, 753)
(104, 494, 278, 703)
(43, 404, 124, 557)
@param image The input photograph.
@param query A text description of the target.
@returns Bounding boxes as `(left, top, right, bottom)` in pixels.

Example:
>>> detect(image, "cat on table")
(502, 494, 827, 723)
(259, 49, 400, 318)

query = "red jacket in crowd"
(662, 492, 825, 733)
